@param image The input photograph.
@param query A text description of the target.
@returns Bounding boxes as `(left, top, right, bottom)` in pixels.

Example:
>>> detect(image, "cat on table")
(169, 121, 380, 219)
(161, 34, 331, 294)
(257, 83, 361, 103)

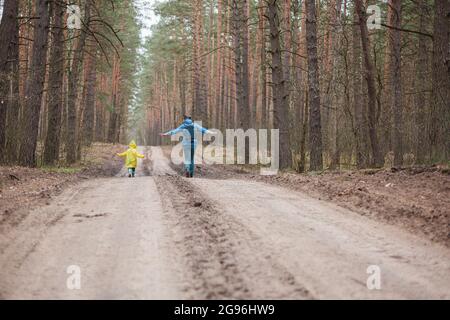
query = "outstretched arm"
(116, 151, 127, 157)
(136, 152, 145, 158)
(160, 123, 185, 136)
(194, 123, 213, 135)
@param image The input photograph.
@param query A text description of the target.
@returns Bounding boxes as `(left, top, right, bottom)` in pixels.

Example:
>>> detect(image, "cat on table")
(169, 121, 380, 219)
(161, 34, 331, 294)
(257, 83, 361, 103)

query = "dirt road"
(0, 146, 449, 299)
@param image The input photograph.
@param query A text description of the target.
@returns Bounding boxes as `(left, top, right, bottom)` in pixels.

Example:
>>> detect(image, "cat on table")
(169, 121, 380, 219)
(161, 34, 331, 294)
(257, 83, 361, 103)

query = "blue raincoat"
(165, 118, 209, 176)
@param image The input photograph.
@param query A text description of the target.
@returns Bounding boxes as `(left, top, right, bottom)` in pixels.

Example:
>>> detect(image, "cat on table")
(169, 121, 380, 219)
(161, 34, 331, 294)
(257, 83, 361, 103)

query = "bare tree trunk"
(179, 61, 187, 119)
(355, 0, 383, 167)
(384, 0, 403, 166)
(241, 0, 250, 131)
(352, 8, 365, 169)
(267, 0, 291, 169)
(95, 74, 105, 142)
(414, 0, 430, 164)
(108, 112, 118, 143)
(322, 0, 335, 159)
(43, 0, 65, 165)
(291, 0, 306, 171)
(232, 0, 250, 132)
(282, 0, 291, 100)
(214, 0, 223, 128)
(328, 0, 343, 170)
(391, 0, 403, 166)
(4, 15, 20, 164)
(82, 48, 97, 146)
(192, 0, 200, 119)
(108, 55, 120, 143)
(231, 0, 242, 127)
(119, 94, 128, 144)
(206, 1, 214, 124)
(192, 0, 208, 123)
(414, 0, 429, 164)
(18, 0, 50, 167)
(0, 0, 19, 67)
(381, 1, 395, 156)
(299, 86, 308, 172)
(258, 2, 268, 129)
(66, 1, 91, 163)
(430, 0, 450, 161)
(220, 59, 227, 131)
(305, 0, 323, 171)
(0, 0, 20, 160)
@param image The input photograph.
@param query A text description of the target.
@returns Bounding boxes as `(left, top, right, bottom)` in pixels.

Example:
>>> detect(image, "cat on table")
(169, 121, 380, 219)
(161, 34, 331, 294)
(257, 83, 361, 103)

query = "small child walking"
(116, 140, 145, 177)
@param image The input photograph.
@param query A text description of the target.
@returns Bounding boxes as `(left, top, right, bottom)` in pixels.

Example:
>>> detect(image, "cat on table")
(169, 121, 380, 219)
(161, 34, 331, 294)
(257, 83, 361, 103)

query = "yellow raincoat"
(117, 141, 145, 168)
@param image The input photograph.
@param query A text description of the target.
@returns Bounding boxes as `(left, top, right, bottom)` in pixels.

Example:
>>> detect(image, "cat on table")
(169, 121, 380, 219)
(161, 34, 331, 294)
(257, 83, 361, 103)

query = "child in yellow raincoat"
(116, 140, 145, 177)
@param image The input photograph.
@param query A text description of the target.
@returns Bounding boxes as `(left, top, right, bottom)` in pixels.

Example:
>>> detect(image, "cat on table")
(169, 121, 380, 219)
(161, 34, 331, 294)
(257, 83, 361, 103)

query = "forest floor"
(0, 143, 125, 227)
(0, 145, 448, 299)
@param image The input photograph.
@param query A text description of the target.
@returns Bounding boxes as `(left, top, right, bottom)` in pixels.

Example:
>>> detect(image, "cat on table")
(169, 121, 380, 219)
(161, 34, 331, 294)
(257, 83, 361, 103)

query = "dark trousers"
(183, 143, 197, 175)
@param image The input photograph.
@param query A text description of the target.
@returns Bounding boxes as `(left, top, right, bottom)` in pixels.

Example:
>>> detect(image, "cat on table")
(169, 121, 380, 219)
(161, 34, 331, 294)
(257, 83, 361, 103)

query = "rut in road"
(151, 146, 450, 299)
(150, 146, 311, 299)
(154, 175, 312, 299)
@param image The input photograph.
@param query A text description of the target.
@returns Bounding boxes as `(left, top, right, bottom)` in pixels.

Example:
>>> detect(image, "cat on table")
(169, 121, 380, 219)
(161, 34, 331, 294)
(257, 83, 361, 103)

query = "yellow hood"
(129, 140, 137, 149)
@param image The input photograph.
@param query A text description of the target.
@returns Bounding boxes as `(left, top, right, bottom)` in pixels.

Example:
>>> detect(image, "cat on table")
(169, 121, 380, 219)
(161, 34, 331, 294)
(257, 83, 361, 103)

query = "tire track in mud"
(154, 174, 248, 298)
(152, 172, 313, 299)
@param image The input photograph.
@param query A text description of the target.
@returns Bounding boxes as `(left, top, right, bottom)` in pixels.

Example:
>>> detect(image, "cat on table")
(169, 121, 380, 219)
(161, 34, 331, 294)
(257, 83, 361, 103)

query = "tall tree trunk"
(305, 0, 323, 171)
(95, 74, 105, 142)
(0, 0, 19, 67)
(258, 2, 268, 129)
(352, 7, 365, 169)
(430, 0, 450, 161)
(355, 0, 383, 167)
(232, 0, 250, 132)
(179, 62, 187, 120)
(282, 0, 291, 100)
(66, 1, 91, 163)
(192, 0, 207, 124)
(381, 1, 395, 156)
(4, 15, 20, 164)
(107, 112, 118, 143)
(299, 86, 309, 172)
(214, 0, 223, 128)
(0, 0, 20, 160)
(267, 0, 291, 169)
(414, 0, 430, 164)
(18, 0, 50, 167)
(231, 0, 242, 128)
(219, 60, 226, 130)
(43, 0, 65, 165)
(241, 0, 250, 132)
(389, 0, 403, 166)
(291, 0, 306, 171)
(327, 0, 343, 170)
(82, 49, 97, 146)
(108, 55, 120, 143)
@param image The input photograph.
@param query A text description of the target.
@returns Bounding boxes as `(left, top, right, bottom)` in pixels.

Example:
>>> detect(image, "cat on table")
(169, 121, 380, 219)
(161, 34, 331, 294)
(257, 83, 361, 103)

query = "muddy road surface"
(1, 146, 449, 299)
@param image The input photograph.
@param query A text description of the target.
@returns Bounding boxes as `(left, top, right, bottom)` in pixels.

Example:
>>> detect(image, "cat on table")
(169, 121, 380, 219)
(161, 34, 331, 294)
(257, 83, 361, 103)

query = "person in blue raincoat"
(160, 115, 212, 177)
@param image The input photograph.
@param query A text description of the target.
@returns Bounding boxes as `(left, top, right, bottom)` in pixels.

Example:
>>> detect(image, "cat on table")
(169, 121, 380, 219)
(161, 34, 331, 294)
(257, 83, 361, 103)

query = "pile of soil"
(0, 143, 125, 226)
